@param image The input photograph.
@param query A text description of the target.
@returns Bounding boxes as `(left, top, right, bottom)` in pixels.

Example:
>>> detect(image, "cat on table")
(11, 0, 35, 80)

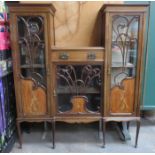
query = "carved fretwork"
(18, 16, 46, 88)
(57, 65, 101, 95)
(112, 15, 139, 88)
(57, 65, 102, 114)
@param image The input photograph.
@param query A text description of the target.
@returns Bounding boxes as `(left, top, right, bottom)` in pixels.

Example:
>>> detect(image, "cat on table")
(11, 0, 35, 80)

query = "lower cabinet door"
(54, 64, 103, 115)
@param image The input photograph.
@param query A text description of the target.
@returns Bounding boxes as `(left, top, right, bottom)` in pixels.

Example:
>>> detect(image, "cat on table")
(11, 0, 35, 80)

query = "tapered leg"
(16, 121, 22, 148)
(42, 122, 47, 140)
(135, 121, 140, 148)
(98, 119, 102, 138)
(127, 121, 130, 130)
(102, 119, 106, 148)
(52, 120, 55, 149)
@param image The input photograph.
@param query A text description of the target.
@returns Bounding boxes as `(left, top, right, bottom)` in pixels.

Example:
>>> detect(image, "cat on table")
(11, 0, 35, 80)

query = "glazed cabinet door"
(106, 13, 145, 116)
(11, 14, 49, 116)
(53, 63, 103, 116)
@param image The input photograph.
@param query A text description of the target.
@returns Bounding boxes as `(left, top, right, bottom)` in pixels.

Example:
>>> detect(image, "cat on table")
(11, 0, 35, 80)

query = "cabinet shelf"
(57, 86, 100, 94)
(18, 40, 44, 44)
(112, 40, 137, 42)
(20, 64, 45, 69)
(112, 62, 135, 68)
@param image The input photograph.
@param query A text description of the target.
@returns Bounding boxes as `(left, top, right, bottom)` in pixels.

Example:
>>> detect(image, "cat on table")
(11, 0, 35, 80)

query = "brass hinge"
(107, 67, 111, 75)
(47, 65, 51, 76)
(53, 89, 57, 97)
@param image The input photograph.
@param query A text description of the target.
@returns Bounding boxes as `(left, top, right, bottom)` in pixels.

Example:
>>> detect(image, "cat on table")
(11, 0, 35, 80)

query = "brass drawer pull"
(87, 53, 96, 60)
(59, 53, 69, 60)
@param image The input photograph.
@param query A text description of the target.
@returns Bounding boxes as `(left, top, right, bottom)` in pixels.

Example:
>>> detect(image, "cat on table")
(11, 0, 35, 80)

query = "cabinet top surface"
(100, 4, 149, 12)
(6, 2, 56, 13)
(51, 46, 105, 51)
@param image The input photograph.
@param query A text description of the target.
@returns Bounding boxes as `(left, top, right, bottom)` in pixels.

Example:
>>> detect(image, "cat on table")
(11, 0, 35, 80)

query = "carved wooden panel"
(110, 78, 135, 114)
(21, 79, 47, 115)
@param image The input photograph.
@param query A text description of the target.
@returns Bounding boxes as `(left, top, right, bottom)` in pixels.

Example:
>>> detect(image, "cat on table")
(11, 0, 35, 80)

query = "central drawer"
(51, 47, 104, 62)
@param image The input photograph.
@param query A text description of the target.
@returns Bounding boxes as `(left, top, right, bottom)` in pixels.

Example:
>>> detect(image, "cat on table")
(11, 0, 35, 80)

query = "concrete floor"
(11, 116, 155, 153)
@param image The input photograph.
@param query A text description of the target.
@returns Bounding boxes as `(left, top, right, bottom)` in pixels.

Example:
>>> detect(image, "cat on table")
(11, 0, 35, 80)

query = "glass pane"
(56, 65, 102, 114)
(111, 15, 139, 88)
(17, 16, 46, 87)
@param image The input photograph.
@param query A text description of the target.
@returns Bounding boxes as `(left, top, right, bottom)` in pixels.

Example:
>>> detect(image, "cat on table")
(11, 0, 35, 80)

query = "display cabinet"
(51, 47, 104, 147)
(7, 2, 148, 149)
(7, 3, 56, 148)
(99, 4, 148, 147)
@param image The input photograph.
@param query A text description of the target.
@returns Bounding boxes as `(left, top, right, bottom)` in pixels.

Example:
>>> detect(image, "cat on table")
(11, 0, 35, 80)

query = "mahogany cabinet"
(7, 2, 148, 149)
(99, 4, 148, 147)
(7, 3, 56, 148)
(50, 47, 104, 147)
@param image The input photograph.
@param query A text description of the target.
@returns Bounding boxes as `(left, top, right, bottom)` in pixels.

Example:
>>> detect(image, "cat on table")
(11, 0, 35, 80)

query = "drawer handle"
(87, 53, 96, 60)
(59, 53, 69, 60)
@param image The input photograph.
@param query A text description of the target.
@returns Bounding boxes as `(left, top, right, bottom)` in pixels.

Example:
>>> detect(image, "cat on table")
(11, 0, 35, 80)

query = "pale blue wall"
(125, 1, 155, 110)
(142, 2, 155, 109)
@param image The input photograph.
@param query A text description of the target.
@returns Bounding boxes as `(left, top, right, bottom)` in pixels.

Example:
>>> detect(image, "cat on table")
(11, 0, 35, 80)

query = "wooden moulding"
(54, 116, 101, 124)
(100, 4, 149, 13)
(6, 2, 56, 15)
(51, 46, 105, 51)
